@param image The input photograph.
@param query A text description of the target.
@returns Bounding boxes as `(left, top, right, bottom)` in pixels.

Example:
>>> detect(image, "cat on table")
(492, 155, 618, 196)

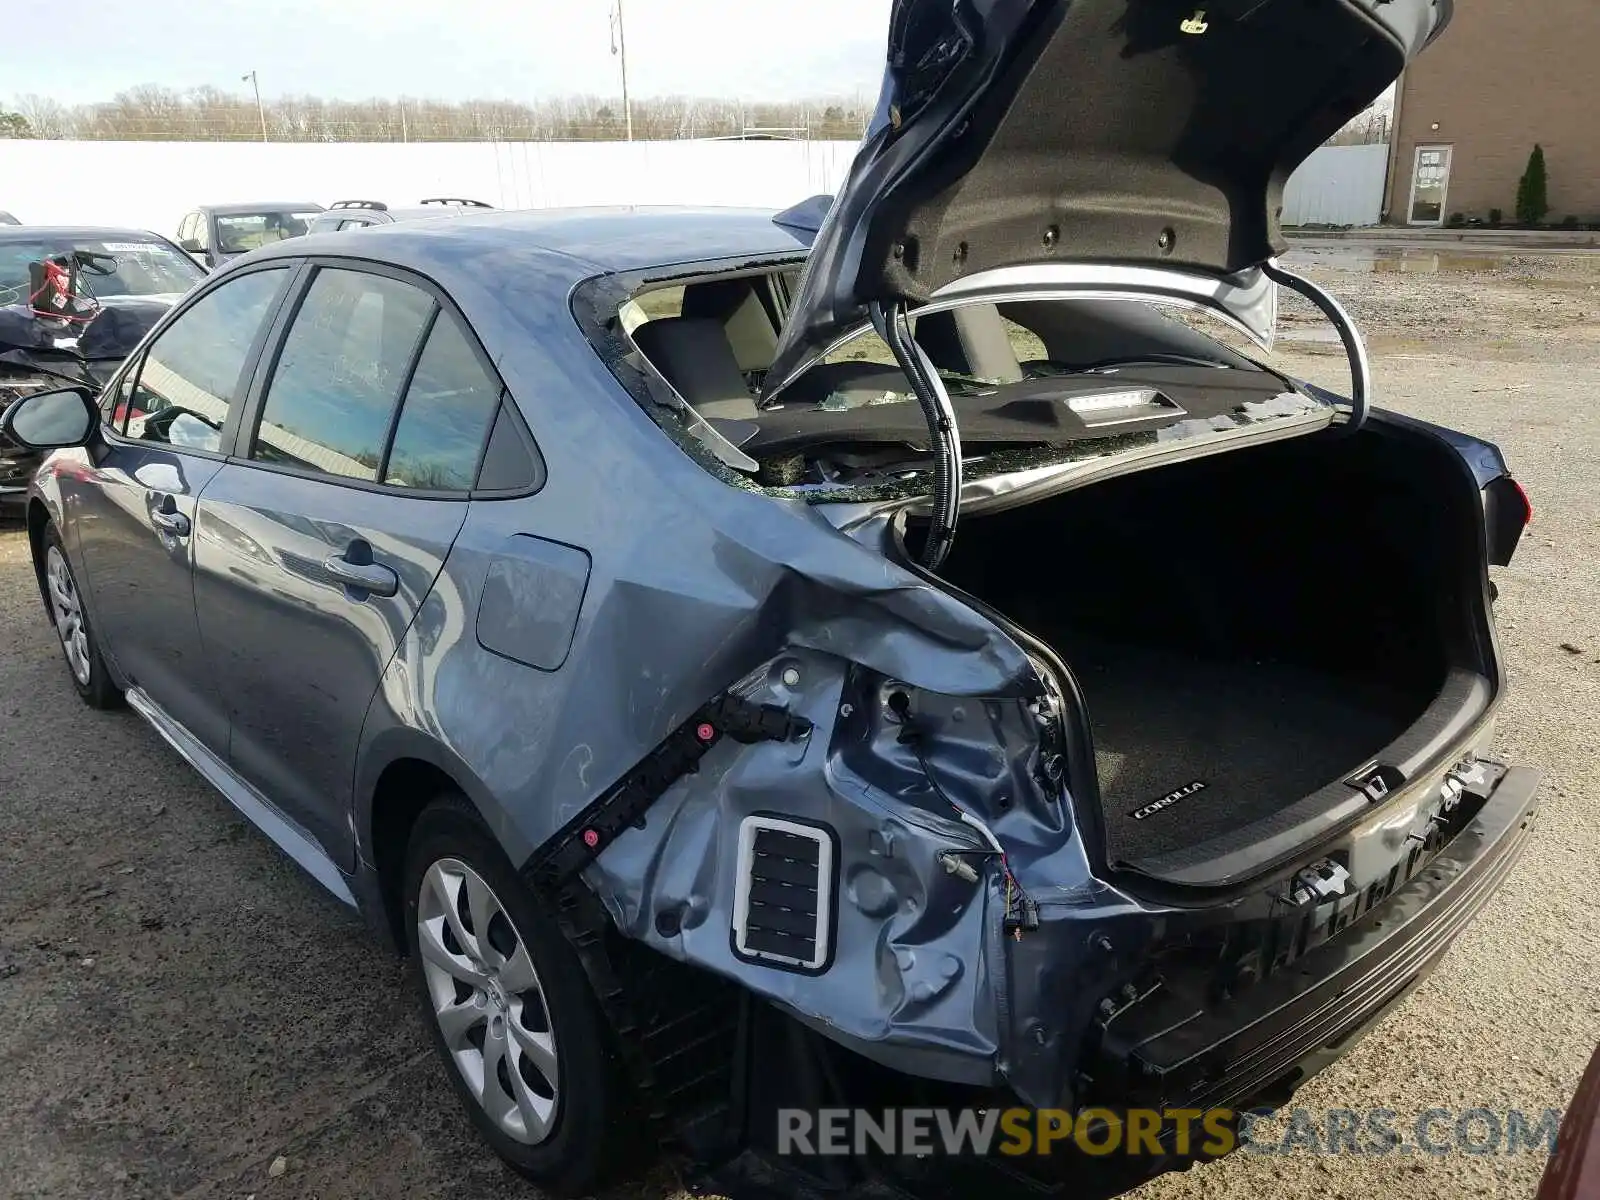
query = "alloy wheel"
(416, 858, 560, 1145)
(46, 545, 92, 687)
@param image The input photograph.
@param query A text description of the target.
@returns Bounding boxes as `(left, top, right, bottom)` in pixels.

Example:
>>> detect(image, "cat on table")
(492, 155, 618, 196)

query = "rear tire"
(41, 524, 122, 710)
(402, 795, 629, 1195)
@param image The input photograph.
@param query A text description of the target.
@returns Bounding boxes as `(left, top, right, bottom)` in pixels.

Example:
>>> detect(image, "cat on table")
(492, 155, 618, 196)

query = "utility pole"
(610, 0, 633, 141)
(242, 70, 267, 141)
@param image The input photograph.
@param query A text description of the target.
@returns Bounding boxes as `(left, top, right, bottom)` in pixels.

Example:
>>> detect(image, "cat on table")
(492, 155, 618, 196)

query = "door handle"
(149, 496, 191, 537)
(324, 542, 399, 599)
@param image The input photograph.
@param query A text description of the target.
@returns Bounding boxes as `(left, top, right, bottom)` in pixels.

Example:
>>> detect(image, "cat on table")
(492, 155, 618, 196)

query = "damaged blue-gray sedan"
(1, 0, 1543, 1195)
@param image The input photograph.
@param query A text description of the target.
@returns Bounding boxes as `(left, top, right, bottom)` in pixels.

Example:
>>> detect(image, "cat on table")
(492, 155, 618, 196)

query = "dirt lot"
(2, 244, 1599, 1199)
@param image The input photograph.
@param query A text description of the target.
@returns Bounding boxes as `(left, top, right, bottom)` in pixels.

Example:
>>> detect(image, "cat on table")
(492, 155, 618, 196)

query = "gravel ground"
(2, 245, 1598, 1199)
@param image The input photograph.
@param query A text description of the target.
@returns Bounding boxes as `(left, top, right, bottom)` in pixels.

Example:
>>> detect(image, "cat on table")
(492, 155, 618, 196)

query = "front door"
(1407, 145, 1453, 226)
(192, 264, 501, 865)
(70, 264, 295, 755)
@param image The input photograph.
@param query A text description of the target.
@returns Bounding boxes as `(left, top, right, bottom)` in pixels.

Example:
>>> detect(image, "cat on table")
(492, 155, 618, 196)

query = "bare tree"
(12, 95, 70, 138)
(0, 86, 872, 143)
(1326, 105, 1391, 147)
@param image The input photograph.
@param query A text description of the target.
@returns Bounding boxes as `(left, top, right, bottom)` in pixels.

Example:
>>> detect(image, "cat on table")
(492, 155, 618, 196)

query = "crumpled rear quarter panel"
(351, 267, 1075, 1085)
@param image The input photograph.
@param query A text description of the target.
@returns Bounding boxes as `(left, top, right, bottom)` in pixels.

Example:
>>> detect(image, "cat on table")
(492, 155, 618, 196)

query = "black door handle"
(324, 539, 398, 599)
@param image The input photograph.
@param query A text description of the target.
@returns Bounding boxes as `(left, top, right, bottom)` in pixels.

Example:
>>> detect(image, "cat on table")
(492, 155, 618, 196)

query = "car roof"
(267, 206, 811, 281)
(200, 202, 324, 215)
(311, 207, 492, 227)
(383, 207, 474, 222)
(0, 225, 177, 244)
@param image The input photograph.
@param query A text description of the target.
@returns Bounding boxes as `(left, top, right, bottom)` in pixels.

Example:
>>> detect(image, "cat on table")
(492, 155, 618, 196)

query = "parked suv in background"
(306, 197, 493, 233)
(176, 202, 325, 270)
(0, 3, 1543, 1199)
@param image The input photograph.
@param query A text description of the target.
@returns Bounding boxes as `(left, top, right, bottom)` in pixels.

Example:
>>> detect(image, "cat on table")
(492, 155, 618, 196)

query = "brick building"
(1385, 0, 1600, 225)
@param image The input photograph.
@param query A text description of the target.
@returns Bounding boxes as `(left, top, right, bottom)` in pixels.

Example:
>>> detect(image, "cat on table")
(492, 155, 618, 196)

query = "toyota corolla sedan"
(0, 1, 1541, 1197)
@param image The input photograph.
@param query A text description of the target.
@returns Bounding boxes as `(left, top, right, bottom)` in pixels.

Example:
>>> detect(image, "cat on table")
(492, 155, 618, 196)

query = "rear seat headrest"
(682, 278, 779, 374)
(630, 316, 759, 420)
(916, 305, 1024, 383)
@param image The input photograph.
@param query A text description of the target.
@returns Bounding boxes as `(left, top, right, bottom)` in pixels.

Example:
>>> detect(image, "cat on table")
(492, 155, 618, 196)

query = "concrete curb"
(1286, 226, 1600, 249)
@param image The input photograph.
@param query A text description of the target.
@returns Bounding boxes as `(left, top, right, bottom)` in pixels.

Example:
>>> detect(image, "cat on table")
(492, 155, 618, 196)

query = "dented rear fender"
(582, 644, 1085, 1084)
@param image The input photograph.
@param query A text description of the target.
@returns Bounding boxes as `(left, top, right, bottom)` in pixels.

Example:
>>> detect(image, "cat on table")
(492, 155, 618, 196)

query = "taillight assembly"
(1484, 475, 1532, 567)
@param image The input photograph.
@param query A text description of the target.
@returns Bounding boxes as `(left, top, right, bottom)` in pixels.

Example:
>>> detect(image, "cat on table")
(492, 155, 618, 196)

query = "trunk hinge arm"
(1263, 259, 1371, 432)
(870, 298, 963, 568)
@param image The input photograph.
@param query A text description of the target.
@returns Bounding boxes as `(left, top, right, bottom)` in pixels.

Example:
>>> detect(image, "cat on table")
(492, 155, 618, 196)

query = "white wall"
(0, 138, 862, 234)
(0, 137, 1387, 237)
(1282, 143, 1389, 228)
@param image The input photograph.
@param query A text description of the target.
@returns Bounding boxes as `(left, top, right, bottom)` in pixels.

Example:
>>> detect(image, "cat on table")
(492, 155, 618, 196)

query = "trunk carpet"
(1064, 638, 1420, 866)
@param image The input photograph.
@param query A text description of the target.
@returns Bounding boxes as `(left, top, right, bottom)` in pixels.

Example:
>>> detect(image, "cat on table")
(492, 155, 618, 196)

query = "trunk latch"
(1347, 762, 1406, 804)
(1286, 858, 1352, 907)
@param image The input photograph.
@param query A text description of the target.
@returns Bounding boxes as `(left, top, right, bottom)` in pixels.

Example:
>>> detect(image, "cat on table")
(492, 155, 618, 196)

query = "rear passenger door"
(191, 262, 506, 866)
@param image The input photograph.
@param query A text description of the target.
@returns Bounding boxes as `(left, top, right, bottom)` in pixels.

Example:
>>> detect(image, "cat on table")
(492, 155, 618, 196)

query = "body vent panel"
(732, 816, 834, 972)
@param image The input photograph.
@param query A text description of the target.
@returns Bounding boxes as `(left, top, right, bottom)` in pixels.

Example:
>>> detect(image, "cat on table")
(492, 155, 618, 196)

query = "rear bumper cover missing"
(693, 767, 1540, 1200)
(1085, 765, 1541, 1114)
(582, 632, 1538, 1122)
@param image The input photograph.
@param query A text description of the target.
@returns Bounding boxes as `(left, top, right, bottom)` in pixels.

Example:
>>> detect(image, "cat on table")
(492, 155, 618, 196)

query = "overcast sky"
(3, 0, 893, 105)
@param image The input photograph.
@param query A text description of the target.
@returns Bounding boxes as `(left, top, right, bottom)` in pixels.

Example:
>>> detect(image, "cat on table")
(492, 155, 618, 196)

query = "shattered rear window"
(579, 262, 1334, 505)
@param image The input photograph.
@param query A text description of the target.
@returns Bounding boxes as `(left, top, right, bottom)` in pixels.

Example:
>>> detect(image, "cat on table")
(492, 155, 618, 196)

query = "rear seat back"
(630, 316, 759, 420)
(681, 278, 780, 375)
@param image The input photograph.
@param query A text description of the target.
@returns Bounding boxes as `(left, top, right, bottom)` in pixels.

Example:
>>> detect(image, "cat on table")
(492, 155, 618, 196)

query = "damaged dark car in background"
(3, 0, 1542, 1197)
(0, 227, 203, 510)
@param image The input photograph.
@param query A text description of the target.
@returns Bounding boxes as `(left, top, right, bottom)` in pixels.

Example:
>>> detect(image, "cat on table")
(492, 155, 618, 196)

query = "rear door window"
(249, 267, 435, 481)
(121, 267, 290, 449)
(382, 314, 502, 491)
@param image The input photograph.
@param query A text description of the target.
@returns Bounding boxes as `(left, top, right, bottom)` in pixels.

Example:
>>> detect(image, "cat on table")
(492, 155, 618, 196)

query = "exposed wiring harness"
(889, 689, 1039, 936)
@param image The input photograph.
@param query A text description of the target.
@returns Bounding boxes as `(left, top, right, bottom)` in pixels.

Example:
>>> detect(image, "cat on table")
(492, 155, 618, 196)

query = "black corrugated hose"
(871, 298, 963, 569)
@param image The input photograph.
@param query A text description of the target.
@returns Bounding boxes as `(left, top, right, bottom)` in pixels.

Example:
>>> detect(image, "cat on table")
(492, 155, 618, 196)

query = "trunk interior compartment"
(927, 424, 1495, 883)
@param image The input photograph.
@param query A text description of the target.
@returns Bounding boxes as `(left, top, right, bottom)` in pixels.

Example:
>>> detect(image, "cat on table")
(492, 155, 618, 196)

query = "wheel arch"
(358, 728, 529, 955)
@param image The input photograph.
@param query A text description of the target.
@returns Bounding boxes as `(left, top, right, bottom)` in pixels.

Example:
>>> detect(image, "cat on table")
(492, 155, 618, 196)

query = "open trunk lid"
(766, 0, 1451, 394)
